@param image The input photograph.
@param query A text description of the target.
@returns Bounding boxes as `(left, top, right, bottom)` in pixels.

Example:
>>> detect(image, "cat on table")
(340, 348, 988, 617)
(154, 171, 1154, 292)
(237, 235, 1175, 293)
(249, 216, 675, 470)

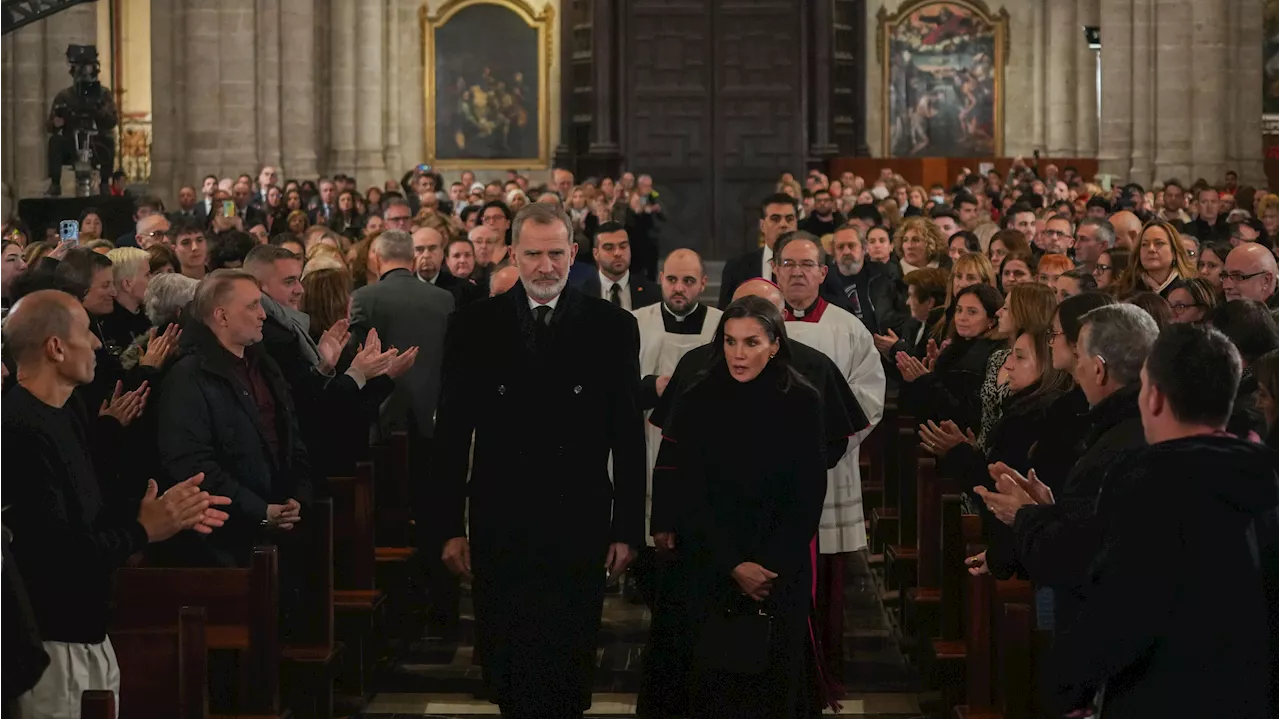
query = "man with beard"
(430, 203, 646, 718)
(830, 225, 903, 336)
(579, 221, 660, 310)
(626, 249, 723, 605)
(799, 188, 845, 236)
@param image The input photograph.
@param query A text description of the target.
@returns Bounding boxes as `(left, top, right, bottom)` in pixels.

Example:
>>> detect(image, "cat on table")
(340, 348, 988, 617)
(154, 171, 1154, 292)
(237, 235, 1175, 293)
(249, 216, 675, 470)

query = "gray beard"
(523, 274, 567, 301)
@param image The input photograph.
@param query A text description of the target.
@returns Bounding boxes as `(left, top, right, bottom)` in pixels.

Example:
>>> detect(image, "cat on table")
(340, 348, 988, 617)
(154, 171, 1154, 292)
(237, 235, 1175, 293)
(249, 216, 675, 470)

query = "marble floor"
(359, 552, 919, 717)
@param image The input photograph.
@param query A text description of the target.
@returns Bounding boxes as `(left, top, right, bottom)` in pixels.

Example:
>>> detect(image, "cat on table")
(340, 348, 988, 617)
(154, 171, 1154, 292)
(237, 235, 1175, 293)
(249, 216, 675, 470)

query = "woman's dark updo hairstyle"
(1056, 291, 1116, 345)
(709, 295, 812, 393)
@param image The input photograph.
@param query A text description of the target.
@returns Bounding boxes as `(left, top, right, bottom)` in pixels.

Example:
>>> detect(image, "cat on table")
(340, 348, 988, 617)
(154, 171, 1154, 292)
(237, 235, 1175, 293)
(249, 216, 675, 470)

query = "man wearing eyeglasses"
(133, 213, 170, 250)
(1222, 243, 1279, 308)
(771, 230, 884, 684)
(1039, 215, 1075, 255)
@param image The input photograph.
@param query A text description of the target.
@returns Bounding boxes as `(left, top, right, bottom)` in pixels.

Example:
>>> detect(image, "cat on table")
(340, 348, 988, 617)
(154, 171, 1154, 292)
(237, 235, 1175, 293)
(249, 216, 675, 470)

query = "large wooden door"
(624, 0, 805, 260)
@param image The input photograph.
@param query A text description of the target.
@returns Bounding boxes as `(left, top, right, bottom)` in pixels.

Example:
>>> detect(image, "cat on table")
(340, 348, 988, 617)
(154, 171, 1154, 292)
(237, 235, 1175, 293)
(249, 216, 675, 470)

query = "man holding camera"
(46, 45, 117, 197)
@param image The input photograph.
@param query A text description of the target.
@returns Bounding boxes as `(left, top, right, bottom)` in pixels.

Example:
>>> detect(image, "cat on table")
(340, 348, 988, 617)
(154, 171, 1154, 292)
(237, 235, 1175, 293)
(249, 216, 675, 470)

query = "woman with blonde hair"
(878, 197, 903, 231)
(286, 209, 310, 235)
(1113, 219, 1197, 299)
(892, 216, 945, 276)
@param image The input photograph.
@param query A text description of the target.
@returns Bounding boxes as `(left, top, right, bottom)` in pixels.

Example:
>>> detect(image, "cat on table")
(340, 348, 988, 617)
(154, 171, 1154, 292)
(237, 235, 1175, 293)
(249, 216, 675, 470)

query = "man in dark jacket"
(973, 304, 1159, 632)
(1047, 324, 1278, 718)
(831, 225, 906, 336)
(429, 203, 646, 717)
(157, 269, 311, 567)
(719, 193, 798, 307)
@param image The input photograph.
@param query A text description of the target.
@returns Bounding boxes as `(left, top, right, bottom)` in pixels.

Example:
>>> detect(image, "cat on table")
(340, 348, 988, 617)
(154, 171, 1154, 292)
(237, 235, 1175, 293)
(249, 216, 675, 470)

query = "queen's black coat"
(427, 282, 646, 715)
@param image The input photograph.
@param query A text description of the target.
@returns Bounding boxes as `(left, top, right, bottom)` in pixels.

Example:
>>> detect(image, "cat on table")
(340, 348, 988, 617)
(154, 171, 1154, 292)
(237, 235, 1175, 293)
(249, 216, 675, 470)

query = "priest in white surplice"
(633, 249, 723, 549)
(773, 230, 886, 687)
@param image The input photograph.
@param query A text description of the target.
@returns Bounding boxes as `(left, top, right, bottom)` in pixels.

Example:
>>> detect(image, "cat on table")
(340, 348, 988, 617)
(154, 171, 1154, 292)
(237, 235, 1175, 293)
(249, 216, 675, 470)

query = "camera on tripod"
(66, 44, 103, 102)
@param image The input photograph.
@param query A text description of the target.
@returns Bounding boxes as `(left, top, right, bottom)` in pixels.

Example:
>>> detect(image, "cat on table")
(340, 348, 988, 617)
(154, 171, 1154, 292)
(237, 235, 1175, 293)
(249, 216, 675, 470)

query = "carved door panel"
(624, 0, 803, 260)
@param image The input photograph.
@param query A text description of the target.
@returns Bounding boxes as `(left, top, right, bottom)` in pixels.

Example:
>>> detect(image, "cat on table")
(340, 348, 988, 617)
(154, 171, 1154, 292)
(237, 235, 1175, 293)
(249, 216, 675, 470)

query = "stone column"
(354, 0, 387, 187)
(2, 37, 15, 191)
(12, 23, 48, 198)
(1152, 0, 1191, 183)
(1045, 0, 1077, 156)
(383, 0, 402, 177)
(1128, 0, 1155, 186)
(149, 0, 179, 199)
(589, 0, 620, 155)
(1074, 0, 1099, 158)
(329, 0, 358, 176)
(1098, 0, 1132, 178)
(255, 0, 282, 173)
(396, 0, 425, 169)
(1228, 0, 1259, 184)
(219, 0, 259, 174)
(1182, 0, 1223, 180)
(1030, 0, 1046, 152)
(280, 0, 319, 180)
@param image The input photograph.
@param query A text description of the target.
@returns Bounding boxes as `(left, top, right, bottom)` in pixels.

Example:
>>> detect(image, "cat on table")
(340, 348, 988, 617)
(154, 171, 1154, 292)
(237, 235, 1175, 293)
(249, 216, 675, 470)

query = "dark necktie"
(534, 304, 552, 326)
(609, 283, 622, 307)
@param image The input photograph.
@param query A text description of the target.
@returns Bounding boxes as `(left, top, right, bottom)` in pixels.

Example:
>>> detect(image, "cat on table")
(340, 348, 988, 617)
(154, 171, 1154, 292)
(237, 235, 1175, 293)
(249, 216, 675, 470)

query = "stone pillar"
(806, 0, 837, 160)
(589, 0, 620, 155)
(150, 0, 179, 200)
(1182, 0, 1223, 181)
(255, 0, 282, 174)
(1045, 0, 1077, 156)
(383, 0, 402, 177)
(1152, 0, 1191, 183)
(2, 36, 15, 191)
(354, 1, 387, 187)
(1098, 0, 1132, 178)
(280, 0, 319, 180)
(396, 0, 424, 169)
(13, 23, 48, 198)
(1128, 0, 1155, 186)
(183, 1, 222, 180)
(219, 0, 259, 174)
(329, 0, 358, 176)
(1228, 0, 1259, 184)
(1075, 0, 1099, 158)
(1030, 0, 1046, 152)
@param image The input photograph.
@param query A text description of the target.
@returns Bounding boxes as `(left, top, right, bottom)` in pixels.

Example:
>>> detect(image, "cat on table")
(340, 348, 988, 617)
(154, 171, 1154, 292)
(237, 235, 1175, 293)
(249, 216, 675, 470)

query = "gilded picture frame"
(877, 0, 1008, 158)
(420, 0, 553, 169)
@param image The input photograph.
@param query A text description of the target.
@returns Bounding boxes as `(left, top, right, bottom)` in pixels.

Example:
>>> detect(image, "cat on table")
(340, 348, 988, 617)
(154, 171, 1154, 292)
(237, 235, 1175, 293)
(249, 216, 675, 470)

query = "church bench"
(111, 545, 281, 715)
(872, 412, 916, 555)
(329, 462, 387, 701)
(280, 499, 343, 719)
(111, 605, 207, 718)
(882, 437, 924, 604)
(369, 437, 420, 640)
(920, 497, 979, 708)
(895, 456, 961, 641)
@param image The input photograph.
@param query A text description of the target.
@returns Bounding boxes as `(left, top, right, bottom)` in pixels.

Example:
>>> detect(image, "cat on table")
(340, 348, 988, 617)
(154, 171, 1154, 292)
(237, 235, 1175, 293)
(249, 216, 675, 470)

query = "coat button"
(573, 385, 582, 394)
(498, 385, 505, 395)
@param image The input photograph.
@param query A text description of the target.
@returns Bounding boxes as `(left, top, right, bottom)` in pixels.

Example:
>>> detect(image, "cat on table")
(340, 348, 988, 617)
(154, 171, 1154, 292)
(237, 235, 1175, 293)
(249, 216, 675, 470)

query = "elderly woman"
(119, 272, 198, 370)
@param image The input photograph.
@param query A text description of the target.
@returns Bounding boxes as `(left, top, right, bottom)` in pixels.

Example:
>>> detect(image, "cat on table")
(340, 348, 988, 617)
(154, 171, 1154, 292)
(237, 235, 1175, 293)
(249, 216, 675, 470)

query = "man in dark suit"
(413, 226, 486, 307)
(231, 182, 266, 230)
(308, 179, 338, 226)
(574, 221, 660, 310)
(349, 228, 455, 626)
(718, 192, 799, 307)
(431, 203, 646, 718)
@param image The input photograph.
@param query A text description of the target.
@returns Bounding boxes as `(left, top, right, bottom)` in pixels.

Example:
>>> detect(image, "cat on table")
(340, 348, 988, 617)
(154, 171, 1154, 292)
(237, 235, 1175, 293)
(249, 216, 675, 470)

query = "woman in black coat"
(895, 283, 1005, 431)
(660, 296, 830, 719)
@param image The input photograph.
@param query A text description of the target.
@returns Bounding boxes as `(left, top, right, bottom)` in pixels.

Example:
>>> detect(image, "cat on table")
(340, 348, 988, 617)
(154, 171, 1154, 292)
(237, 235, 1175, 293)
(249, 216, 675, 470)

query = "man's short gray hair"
(106, 247, 149, 286)
(1079, 304, 1159, 387)
(143, 272, 200, 327)
(373, 229, 415, 263)
(1078, 217, 1115, 248)
(511, 202, 572, 246)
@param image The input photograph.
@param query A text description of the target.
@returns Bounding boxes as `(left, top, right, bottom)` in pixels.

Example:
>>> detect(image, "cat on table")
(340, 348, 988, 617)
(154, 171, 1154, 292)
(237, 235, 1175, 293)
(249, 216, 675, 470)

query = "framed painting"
(421, 0, 553, 169)
(877, 0, 1008, 158)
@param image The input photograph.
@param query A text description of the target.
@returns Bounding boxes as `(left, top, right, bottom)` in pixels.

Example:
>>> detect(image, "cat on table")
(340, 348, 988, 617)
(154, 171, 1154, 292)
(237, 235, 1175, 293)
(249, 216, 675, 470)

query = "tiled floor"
(361, 552, 919, 717)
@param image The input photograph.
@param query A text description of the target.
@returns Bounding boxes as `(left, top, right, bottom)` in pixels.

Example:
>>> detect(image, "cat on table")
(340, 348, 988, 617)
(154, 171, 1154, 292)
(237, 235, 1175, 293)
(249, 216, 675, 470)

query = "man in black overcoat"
(429, 203, 646, 719)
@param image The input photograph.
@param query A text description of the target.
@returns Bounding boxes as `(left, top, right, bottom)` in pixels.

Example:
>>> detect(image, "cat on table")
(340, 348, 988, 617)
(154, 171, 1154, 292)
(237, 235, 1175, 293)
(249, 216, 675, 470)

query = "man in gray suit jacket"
(349, 228, 457, 630)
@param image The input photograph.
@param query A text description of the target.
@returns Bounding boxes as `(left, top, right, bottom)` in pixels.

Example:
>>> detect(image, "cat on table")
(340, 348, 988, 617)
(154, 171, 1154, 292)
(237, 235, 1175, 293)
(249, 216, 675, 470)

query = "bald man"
(4, 290, 229, 714)
(637, 279, 868, 717)
(488, 265, 519, 297)
(1110, 211, 1142, 252)
(1223, 243, 1279, 306)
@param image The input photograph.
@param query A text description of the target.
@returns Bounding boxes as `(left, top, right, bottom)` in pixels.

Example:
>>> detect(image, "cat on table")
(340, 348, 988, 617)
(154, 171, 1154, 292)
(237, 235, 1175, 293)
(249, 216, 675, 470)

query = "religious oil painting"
(878, 0, 1008, 158)
(422, 0, 553, 168)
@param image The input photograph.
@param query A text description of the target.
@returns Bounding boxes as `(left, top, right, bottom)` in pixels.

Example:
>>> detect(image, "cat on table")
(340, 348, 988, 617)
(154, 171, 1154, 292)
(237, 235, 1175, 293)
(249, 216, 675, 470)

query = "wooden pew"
(920, 496, 978, 708)
(111, 545, 281, 715)
(80, 690, 115, 719)
(882, 445, 924, 606)
(867, 403, 901, 555)
(281, 498, 342, 719)
(329, 462, 387, 700)
(112, 605, 208, 718)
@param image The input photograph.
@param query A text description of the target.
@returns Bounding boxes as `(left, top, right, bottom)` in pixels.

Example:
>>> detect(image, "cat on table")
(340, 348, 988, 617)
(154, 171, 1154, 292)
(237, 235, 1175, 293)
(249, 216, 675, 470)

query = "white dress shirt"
(761, 245, 774, 280)
(529, 293, 560, 313)
(600, 270, 631, 310)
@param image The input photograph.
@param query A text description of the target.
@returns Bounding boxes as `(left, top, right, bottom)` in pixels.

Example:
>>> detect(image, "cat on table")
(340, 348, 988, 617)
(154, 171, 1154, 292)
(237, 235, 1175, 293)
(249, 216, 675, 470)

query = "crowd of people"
(0, 157, 1276, 719)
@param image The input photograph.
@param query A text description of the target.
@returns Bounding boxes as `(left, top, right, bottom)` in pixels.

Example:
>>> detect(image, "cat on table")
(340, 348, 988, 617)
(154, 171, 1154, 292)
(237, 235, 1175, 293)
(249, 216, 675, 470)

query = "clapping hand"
(350, 328, 400, 379)
(973, 463, 1052, 526)
(386, 346, 419, 379)
(872, 328, 899, 356)
(99, 380, 150, 426)
(918, 419, 975, 456)
(316, 319, 351, 373)
(140, 324, 182, 369)
(137, 473, 232, 542)
(895, 351, 933, 382)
